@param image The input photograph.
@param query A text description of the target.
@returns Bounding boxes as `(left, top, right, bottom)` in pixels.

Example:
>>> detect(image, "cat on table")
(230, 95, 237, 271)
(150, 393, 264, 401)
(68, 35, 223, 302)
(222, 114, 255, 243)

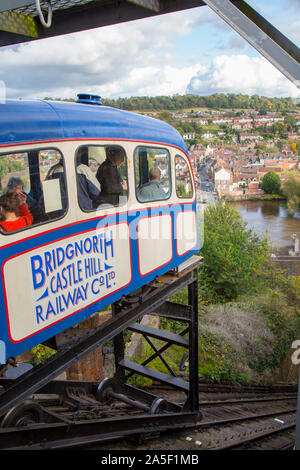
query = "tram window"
(75, 145, 128, 211)
(0, 148, 67, 234)
(175, 155, 193, 199)
(134, 146, 171, 203)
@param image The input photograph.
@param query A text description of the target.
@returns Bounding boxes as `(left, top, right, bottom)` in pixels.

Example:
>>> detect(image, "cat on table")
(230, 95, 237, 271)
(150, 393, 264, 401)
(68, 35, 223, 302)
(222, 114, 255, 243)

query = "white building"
(202, 132, 214, 139)
(214, 167, 232, 192)
(183, 132, 195, 140)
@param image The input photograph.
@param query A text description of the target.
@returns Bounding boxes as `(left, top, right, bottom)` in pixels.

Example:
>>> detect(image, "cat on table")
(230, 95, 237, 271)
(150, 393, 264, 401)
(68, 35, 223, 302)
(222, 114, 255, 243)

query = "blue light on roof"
(76, 93, 102, 105)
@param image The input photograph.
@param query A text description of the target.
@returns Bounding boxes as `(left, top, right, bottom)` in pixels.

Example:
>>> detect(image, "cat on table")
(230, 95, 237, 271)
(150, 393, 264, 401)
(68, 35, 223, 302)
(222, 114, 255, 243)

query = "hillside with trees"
(45, 93, 299, 113)
(102, 93, 298, 113)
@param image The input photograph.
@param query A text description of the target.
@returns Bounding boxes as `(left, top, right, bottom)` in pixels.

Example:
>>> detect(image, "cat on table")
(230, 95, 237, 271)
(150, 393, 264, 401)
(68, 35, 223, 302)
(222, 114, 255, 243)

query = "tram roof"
(0, 99, 188, 153)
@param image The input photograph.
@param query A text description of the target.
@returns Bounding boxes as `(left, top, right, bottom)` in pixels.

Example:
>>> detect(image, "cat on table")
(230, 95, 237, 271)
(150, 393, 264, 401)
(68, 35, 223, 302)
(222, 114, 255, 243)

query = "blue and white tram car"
(0, 95, 199, 364)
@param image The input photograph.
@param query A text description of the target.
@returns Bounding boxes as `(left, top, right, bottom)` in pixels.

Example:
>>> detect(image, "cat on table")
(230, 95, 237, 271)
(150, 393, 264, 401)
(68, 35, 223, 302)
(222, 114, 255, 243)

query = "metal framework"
(0, 0, 299, 450)
(0, 257, 202, 435)
(110, 264, 200, 414)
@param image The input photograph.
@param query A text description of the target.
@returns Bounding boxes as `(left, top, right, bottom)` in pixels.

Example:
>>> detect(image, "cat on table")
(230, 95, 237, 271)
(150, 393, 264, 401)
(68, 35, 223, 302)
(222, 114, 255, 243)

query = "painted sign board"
(3, 222, 131, 343)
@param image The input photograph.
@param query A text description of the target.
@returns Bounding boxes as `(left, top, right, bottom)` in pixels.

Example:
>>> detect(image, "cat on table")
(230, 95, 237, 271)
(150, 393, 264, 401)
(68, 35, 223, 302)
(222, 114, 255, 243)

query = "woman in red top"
(0, 189, 33, 233)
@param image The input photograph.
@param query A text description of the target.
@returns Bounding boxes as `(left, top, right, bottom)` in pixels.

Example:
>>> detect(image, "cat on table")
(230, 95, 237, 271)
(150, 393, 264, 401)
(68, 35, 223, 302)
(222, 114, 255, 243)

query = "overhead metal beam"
(231, 0, 300, 63)
(127, 0, 160, 12)
(0, 10, 38, 38)
(0, 0, 35, 14)
(203, 0, 300, 88)
(0, 0, 204, 47)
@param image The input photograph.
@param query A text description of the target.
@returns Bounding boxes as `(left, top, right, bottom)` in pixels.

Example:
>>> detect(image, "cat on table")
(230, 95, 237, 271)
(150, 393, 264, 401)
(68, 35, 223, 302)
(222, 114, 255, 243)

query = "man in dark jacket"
(96, 147, 127, 206)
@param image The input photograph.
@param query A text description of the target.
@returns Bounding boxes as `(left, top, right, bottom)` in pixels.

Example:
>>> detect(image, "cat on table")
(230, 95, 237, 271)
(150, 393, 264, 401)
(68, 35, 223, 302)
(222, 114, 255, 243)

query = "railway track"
(0, 381, 297, 450)
(212, 420, 296, 450)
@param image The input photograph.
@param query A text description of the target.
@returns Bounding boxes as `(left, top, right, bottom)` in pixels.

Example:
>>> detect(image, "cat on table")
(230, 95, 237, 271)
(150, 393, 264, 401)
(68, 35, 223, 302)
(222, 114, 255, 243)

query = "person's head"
(7, 176, 24, 193)
(149, 167, 161, 182)
(0, 190, 19, 218)
(106, 146, 125, 166)
(77, 147, 89, 166)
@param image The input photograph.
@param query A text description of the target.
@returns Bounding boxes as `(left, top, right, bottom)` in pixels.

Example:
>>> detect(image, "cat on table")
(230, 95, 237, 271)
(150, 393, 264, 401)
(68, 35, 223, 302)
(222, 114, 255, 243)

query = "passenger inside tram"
(76, 146, 101, 211)
(7, 176, 47, 223)
(137, 167, 166, 202)
(96, 146, 127, 206)
(0, 189, 33, 232)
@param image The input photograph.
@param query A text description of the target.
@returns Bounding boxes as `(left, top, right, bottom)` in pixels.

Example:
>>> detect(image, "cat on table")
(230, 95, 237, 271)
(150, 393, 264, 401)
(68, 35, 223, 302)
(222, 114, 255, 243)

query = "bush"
(261, 171, 281, 194)
(31, 344, 55, 366)
(199, 202, 270, 302)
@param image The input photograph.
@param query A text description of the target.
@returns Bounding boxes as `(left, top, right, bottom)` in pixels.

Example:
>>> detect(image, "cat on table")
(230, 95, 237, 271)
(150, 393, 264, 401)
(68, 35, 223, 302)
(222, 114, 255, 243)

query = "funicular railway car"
(0, 94, 199, 365)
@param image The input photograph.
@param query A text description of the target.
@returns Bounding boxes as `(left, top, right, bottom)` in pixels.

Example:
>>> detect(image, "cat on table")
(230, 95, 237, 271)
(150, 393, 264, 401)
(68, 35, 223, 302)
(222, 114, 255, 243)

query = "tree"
(285, 115, 296, 131)
(199, 202, 270, 302)
(261, 171, 281, 194)
(158, 110, 172, 123)
(282, 177, 300, 214)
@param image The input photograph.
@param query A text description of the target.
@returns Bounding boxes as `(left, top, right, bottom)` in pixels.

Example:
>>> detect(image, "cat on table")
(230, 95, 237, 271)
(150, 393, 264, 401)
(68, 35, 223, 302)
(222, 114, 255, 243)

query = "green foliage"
(176, 181, 186, 198)
(126, 358, 153, 388)
(0, 157, 26, 191)
(282, 176, 300, 214)
(176, 181, 192, 198)
(169, 286, 188, 305)
(199, 202, 270, 302)
(158, 110, 172, 122)
(127, 342, 181, 388)
(261, 171, 281, 195)
(198, 331, 248, 385)
(198, 274, 300, 384)
(31, 344, 55, 366)
(242, 279, 300, 372)
(102, 94, 297, 113)
(160, 317, 186, 335)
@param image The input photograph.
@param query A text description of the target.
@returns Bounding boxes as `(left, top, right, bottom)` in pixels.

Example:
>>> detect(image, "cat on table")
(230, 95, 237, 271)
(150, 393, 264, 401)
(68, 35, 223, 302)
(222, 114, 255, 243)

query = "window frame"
(75, 144, 129, 213)
(0, 146, 68, 236)
(134, 145, 172, 204)
(174, 154, 194, 200)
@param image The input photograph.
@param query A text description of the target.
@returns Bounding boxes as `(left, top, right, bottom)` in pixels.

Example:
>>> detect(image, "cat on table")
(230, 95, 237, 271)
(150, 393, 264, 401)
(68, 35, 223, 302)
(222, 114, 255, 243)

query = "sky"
(0, 0, 299, 101)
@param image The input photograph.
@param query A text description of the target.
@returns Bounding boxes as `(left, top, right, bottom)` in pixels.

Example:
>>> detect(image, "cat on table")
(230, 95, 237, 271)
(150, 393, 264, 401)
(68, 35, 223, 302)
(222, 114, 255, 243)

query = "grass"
(197, 277, 300, 384)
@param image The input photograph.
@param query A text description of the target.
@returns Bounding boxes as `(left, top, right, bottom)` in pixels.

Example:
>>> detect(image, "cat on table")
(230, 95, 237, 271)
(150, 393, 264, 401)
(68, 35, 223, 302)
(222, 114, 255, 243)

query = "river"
(230, 200, 300, 249)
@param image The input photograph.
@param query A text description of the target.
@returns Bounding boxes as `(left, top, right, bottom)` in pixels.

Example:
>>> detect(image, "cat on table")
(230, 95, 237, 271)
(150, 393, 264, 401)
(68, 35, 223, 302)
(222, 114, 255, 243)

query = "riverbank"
(224, 193, 286, 202)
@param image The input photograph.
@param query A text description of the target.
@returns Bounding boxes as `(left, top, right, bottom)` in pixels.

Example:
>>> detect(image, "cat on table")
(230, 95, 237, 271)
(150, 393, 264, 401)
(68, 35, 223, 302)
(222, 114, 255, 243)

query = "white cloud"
(102, 64, 205, 97)
(0, 9, 209, 99)
(187, 54, 300, 98)
(0, 6, 298, 100)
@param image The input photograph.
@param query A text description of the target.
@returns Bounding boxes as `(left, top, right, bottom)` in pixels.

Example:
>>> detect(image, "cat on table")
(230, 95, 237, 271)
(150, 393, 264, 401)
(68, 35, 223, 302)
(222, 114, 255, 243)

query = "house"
(286, 132, 299, 141)
(202, 132, 214, 139)
(248, 181, 260, 193)
(239, 133, 263, 142)
(183, 132, 195, 140)
(214, 167, 233, 192)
